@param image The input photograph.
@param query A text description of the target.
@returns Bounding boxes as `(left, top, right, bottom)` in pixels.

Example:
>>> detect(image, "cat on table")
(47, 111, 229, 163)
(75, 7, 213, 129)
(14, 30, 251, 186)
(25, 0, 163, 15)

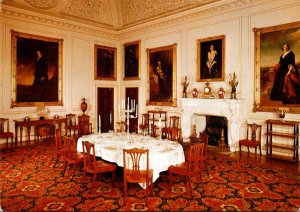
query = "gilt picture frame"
(123, 40, 140, 80)
(197, 35, 225, 82)
(253, 21, 300, 113)
(10, 30, 63, 108)
(146, 43, 177, 107)
(94, 44, 117, 80)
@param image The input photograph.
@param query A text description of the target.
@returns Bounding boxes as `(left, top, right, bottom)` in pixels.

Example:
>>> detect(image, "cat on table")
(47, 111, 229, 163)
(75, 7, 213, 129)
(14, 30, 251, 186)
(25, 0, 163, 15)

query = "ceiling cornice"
(0, 5, 119, 40)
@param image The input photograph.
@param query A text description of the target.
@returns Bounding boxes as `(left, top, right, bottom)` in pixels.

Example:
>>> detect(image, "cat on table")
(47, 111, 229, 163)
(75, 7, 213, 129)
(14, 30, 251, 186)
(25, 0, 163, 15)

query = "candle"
(110, 112, 112, 124)
(98, 115, 101, 132)
(122, 99, 124, 109)
(127, 97, 129, 109)
(158, 117, 162, 128)
(136, 104, 138, 117)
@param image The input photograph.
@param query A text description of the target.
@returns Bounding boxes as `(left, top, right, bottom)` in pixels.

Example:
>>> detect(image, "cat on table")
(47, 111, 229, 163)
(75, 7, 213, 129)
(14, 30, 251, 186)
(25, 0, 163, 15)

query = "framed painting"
(124, 40, 140, 80)
(94, 44, 116, 80)
(197, 35, 225, 82)
(146, 43, 177, 107)
(10, 30, 63, 108)
(253, 21, 300, 113)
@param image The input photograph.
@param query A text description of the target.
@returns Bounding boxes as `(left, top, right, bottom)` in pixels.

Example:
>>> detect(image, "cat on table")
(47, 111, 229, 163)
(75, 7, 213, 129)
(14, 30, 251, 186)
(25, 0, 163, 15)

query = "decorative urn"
(81, 98, 88, 114)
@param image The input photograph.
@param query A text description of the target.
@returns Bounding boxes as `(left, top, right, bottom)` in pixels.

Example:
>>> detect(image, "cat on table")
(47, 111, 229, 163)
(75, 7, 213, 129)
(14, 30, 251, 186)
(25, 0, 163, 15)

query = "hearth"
(205, 116, 227, 146)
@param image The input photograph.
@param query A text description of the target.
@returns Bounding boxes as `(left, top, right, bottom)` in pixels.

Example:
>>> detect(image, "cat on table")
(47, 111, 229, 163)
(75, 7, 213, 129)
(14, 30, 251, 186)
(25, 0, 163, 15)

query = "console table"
(14, 117, 67, 143)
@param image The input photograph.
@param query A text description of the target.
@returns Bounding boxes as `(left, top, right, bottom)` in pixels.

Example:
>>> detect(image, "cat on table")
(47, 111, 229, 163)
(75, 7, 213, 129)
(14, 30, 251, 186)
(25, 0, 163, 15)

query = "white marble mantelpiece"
(178, 98, 244, 152)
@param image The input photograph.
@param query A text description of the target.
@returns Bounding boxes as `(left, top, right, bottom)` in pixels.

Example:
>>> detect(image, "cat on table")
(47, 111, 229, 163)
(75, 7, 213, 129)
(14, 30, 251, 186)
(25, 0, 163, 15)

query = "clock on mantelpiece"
(202, 81, 214, 98)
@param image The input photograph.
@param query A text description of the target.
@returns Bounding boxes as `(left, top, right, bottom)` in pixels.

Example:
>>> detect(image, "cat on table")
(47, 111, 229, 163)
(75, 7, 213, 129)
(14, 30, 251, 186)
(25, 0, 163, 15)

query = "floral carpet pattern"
(0, 143, 299, 211)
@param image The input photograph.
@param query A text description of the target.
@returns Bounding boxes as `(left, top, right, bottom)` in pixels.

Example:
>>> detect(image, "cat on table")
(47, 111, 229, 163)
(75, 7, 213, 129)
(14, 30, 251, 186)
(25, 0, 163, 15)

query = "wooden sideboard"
(14, 117, 67, 143)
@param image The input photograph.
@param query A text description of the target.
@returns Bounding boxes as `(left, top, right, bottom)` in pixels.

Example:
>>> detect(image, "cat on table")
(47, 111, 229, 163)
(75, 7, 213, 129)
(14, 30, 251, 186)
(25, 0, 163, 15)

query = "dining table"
(77, 132, 185, 187)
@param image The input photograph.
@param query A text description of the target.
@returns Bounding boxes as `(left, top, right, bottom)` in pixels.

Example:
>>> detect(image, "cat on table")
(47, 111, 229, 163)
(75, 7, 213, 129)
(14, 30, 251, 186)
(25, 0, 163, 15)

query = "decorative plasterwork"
(62, 0, 113, 26)
(120, 0, 259, 38)
(0, 6, 119, 40)
(24, 0, 56, 8)
(122, 0, 189, 25)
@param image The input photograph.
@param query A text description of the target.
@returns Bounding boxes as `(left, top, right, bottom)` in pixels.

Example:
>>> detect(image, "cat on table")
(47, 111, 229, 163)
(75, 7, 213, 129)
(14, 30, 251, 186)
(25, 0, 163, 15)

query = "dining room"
(0, 0, 300, 211)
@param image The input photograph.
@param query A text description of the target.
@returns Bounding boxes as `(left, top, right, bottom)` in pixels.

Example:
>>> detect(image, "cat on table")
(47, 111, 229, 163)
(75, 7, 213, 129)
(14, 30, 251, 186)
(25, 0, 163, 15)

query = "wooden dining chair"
(199, 131, 209, 176)
(63, 136, 84, 177)
(0, 118, 14, 146)
(123, 148, 153, 206)
(168, 143, 205, 198)
(65, 114, 80, 137)
(116, 121, 126, 133)
(78, 114, 92, 137)
(139, 113, 149, 134)
(162, 116, 180, 140)
(82, 141, 116, 189)
(53, 129, 66, 168)
(239, 123, 262, 155)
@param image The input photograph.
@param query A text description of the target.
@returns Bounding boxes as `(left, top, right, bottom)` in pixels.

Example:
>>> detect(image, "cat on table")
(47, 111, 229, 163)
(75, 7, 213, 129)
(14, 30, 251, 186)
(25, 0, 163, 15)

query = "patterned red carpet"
(0, 143, 299, 211)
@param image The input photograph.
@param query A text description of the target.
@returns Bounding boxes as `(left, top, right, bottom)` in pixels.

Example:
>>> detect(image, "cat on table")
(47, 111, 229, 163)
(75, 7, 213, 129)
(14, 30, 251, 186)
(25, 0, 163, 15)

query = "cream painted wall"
(1, 0, 300, 156)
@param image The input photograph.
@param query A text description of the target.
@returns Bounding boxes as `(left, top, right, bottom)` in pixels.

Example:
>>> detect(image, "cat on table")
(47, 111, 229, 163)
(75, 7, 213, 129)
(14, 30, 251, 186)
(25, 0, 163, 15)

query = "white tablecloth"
(77, 133, 185, 185)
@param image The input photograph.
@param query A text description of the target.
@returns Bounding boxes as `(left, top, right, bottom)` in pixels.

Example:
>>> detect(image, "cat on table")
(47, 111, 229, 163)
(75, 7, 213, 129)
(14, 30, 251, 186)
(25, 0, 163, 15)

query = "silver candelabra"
(121, 98, 138, 137)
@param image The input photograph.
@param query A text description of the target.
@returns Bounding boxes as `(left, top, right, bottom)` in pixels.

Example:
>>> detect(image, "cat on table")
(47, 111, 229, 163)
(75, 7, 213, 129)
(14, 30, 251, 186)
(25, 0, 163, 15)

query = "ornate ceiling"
(2, 0, 221, 30)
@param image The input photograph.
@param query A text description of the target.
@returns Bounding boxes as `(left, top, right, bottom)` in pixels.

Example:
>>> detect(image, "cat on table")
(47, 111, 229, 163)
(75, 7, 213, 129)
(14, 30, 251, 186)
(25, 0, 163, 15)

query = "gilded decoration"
(24, 0, 56, 8)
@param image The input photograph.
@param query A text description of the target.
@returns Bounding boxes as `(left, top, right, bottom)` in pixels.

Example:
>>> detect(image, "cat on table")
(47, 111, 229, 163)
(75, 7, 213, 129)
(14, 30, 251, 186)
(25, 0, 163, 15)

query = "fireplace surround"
(179, 98, 244, 152)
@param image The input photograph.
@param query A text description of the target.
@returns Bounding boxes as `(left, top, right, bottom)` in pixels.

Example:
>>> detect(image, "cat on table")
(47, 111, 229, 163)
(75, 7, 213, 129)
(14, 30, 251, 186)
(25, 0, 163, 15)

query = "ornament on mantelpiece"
(181, 75, 189, 98)
(218, 87, 225, 99)
(202, 81, 214, 98)
(229, 72, 239, 99)
(192, 88, 199, 98)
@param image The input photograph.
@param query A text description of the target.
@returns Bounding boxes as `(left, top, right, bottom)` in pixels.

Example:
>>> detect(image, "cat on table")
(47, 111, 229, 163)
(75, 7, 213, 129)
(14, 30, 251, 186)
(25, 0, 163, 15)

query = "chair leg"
(63, 161, 68, 176)
(93, 172, 96, 188)
(124, 181, 127, 205)
(169, 173, 172, 190)
(239, 144, 241, 154)
(53, 154, 61, 168)
(247, 146, 250, 153)
(188, 176, 194, 198)
(204, 160, 209, 176)
(259, 145, 262, 155)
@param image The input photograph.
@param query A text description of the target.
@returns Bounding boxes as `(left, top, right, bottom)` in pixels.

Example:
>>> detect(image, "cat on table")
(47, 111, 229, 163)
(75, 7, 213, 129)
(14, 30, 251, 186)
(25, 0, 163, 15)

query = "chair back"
(78, 114, 92, 136)
(0, 118, 10, 134)
(55, 129, 64, 150)
(186, 143, 205, 175)
(123, 148, 149, 181)
(139, 113, 149, 132)
(199, 131, 208, 156)
(246, 123, 262, 142)
(82, 141, 96, 170)
(116, 121, 126, 132)
(169, 116, 180, 128)
(168, 127, 179, 141)
(64, 136, 78, 161)
(66, 114, 77, 127)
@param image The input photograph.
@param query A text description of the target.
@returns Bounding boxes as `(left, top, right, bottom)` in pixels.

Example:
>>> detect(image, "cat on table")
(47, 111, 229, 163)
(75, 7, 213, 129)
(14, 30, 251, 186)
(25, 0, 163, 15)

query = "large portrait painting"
(253, 21, 300, 113)
(124, 40, 140, 80)
(197, 35, 225, 82)
(94, 45, 116, 80)
(146, 43, 177, 107)
(11, 30, 63, 108)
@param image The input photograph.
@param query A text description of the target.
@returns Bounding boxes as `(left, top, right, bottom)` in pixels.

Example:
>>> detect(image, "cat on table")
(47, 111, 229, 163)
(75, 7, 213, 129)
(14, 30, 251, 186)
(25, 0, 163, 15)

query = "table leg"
(15, 124, 19, 143)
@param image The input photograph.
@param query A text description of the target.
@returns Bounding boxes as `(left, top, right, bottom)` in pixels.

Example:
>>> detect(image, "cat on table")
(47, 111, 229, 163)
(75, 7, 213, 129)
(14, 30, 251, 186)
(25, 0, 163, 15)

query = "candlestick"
(98, 115, 101, 133)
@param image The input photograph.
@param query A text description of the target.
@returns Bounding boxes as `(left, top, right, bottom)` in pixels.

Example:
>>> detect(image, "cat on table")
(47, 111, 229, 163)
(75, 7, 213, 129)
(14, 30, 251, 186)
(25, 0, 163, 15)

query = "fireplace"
(205, 115, 228, 146)
(179, 98, 244, 152)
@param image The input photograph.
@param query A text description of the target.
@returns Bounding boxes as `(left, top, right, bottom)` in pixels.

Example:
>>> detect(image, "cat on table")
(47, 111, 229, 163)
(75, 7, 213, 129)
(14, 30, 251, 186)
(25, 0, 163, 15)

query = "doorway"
(125, 87, 138, 133)
(97, 87, 114, 133)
